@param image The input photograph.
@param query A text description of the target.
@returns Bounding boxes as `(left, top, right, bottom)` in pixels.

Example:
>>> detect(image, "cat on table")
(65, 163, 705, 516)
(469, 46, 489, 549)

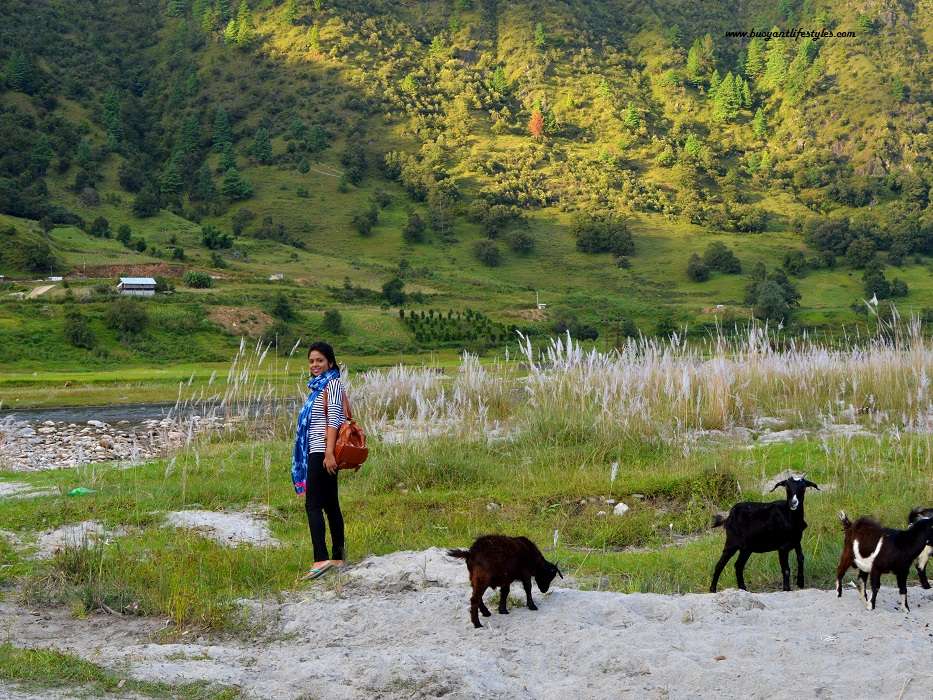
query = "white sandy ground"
(162, 510, 280, 548)
(0, 482, 57, 500)
(3, 548, 933, 698)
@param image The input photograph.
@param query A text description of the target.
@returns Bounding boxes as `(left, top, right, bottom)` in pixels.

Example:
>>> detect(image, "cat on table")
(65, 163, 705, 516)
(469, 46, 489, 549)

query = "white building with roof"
(117, 277, 157, 297)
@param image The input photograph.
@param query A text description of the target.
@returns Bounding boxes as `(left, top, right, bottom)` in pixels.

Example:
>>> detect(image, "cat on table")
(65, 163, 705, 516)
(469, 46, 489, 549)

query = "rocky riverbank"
(0, 415, 222, 472)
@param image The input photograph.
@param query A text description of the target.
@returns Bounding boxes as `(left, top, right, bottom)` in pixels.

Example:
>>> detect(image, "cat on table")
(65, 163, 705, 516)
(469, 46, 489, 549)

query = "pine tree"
(709, 69, 721, 96)
(714, 71, 739, 120)
(741, 78, 752, 108)
(235, 2, 254, 45)
(308, 25, 320, 52)
(762, 31, 787, 90)
(160, 158, 184, 200)
(283, 0, 298, 24)
(221, 167, 253, 199)
(250, 127, 273, 163)
(220, 144, 237, 172)
(534, 22, 546, 49)
(103, 87, 123, 150)
(623, 103, 640, 130)
(752, 107, 767, 138)
(6, 51, 35, 94)
(488, 66, 509, 94)
(223, 17, 239, 43)
(528, 109, 544, 139)
(686, 39, 703, 82)
(191, 164, 217, 201)
(217, 0, 231, 21)
(168, 0, 188, 16)
(212, 107, 232, 151)
(745, 37, 765, 78)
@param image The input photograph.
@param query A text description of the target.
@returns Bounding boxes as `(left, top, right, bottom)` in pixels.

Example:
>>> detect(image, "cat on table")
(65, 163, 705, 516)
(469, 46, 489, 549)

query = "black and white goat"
(710, 476, 819, 593)
(835, 512, 933, 611)
(908, 507, 933, 589)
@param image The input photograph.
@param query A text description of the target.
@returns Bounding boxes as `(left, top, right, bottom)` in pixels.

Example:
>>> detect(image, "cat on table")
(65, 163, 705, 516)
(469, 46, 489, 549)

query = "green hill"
(1, 0, 931, 366)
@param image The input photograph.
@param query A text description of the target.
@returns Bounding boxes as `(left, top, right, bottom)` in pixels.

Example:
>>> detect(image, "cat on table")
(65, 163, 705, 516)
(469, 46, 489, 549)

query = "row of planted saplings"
(447, 476, 933, 628)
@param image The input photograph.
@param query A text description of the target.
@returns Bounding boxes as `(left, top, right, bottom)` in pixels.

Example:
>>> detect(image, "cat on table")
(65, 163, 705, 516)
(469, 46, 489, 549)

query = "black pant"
(305, 452, 345, 562)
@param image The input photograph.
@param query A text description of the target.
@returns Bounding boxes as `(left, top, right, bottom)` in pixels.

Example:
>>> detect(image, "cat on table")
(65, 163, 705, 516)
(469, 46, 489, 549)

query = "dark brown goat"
(835, 512, 933, 611)
(448, 535, 562, 628)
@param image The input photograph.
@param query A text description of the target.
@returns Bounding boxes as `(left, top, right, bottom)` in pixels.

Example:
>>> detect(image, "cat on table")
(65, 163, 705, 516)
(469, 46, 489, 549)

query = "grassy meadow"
(2, 329, 932, 635)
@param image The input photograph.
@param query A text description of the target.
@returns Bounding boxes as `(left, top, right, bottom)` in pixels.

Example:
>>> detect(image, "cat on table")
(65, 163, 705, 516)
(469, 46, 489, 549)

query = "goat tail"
(711, 513, 728, 528)
(447, 548, 470, 559)
(838, 510, 851, 529)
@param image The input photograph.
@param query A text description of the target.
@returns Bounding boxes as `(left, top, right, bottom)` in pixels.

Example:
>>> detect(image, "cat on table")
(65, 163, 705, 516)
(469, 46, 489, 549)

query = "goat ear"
(770, 479, 787, 492)
(804, 479, 820, 490)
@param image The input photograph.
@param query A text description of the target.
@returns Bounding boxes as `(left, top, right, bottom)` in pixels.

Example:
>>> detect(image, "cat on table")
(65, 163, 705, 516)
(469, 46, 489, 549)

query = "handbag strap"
(322, 383, 353, 423)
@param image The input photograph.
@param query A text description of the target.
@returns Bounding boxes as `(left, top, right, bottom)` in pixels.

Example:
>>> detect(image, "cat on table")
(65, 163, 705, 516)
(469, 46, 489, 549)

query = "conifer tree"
(191, 163, 217, 201)
(745, 37, 765, 78)
(709, 69, 721, 96)
(223, 17, 239, 43)
(250, 127, 273, 164)
(762, 31, 787, 90)
(160, 158, 183, 200)
(752, 107, 767, 138)
(623, 103, 640, 130)
(222, 167, 253, 199)
(217, 0, 231, 21)
(220, 144, 237, 172)
(235, 2, 254, 45)
(528, 109, 544, 139)
(212, 107, 232, 151)
(103, 88, 123, 150)
(534, 22, 546, 49)
(283, 0, 298, 24)
(308, 25, 320, 52)
(741, 78, 752, 108)
(6, 51, 35, 94)
(168, 0, 188, 16)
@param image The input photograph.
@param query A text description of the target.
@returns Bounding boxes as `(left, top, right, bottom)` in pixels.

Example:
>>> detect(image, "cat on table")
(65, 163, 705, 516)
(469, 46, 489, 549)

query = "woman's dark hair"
(307, 341, 337, 368)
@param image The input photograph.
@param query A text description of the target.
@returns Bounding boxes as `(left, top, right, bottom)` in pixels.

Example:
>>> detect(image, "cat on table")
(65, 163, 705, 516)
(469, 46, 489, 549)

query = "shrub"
(686, 253, 710, 282)
(572, 213, 634, 256)
(271, 292, 296, 321)
(403, 212, 426, 243)
(474, 240, 502, 267)
(381, 277, 406, 305)
(183, 271, 213, 288)
(63, 307, 95, 349)
(323, 309, 344, 334)
(105, 298, 148, 336)
(507, 230, 535, 254)
(703, 242, 742, 273)
(201, 225, 233, 249)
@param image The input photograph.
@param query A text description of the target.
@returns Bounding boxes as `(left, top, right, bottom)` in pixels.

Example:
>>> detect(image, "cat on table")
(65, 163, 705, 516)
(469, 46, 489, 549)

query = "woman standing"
(291, 341, 346, 580)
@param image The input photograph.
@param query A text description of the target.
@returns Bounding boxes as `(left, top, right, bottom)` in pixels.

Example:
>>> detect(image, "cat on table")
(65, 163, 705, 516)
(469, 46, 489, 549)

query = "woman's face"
(308, 350, 333, 377)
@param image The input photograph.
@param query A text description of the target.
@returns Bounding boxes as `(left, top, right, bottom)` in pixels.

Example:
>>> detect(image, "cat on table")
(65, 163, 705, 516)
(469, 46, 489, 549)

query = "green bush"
(63, 307, 95, 349)
(105, 298, 148, 336)
(323, 309, 344, 334)
(183, 271, 213, 288)
(474, 240, 501, 267)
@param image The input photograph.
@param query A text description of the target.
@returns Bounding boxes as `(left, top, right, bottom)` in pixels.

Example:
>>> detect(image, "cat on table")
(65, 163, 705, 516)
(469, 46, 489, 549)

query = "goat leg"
(523, 578, 538, 611)
(917, 548, 931, 589)
(794, 543, 805, 588)
(710, 546, 738, 593)
(778, 549, 791, 592)
(858, 571, 870, 609)
(897, 570, 910, 612)
(498, 584, 510, 614)
(470, 587, 483, 628)
(734, 550, 752, 591)
(835, 553, 853, 597)
(869, 571, 881, 610)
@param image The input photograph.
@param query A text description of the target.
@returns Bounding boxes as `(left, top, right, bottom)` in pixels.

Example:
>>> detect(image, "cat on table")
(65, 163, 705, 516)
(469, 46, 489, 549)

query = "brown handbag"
(323, 387, 368, 471)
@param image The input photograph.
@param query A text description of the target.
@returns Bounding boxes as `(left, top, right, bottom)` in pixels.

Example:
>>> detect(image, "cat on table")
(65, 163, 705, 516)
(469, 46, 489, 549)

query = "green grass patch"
(0, 642, 240, 699)
(3, 431, 932, 630)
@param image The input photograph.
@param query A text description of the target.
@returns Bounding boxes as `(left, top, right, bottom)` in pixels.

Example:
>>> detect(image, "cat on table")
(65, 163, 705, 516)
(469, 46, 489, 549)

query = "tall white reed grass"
(168, 317, 933, 450)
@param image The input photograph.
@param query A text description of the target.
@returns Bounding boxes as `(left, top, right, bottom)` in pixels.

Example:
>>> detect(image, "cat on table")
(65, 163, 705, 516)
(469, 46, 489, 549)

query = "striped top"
(306, 377, 346, 453)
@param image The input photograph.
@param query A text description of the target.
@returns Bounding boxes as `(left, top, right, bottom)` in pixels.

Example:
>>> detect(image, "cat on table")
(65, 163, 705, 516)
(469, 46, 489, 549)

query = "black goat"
(710, 476, 819, 593)
(908, 507, 933, 589)
(448, 535, 562, 628)
(836, 512, 933, 611)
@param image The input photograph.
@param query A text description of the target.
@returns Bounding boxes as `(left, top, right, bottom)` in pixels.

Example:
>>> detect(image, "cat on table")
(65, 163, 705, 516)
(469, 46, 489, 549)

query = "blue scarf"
(291, 367, 340, 494)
